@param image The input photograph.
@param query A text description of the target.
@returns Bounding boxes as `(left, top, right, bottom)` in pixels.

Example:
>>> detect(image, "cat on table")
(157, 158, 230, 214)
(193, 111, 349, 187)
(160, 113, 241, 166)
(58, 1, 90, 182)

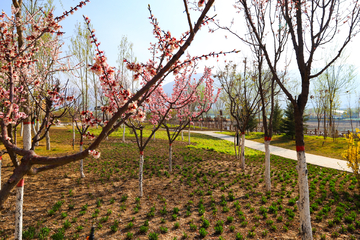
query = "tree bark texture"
(23, 122, 31, 151)
(79, 144, 85, 178)
(15, 179, 24, 240)
(72, 121, 75, 150)
(139, 152, 144, 197)
(240, 133, 245, 169)
(169, 144, 172, 172)
(296, 150, 313, 240)
(264, 140, 271, 192)
(46, 131, 50, 151)
(122, 124, 125, 142)
(35, 119, 39, 146)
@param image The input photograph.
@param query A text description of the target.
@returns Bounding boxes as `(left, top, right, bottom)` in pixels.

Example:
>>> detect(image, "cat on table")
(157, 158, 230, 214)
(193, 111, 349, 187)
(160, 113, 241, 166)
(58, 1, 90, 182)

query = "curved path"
(192, 131, 352, 173)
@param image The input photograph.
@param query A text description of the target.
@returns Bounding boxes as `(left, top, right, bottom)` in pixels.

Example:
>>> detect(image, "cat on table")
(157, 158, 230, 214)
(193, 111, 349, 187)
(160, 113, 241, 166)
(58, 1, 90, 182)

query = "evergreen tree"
(281, 101, 295, 139)
(281, 101, 308, 139)
(272, 100, 283, 134)
(246, 112, 257, 132)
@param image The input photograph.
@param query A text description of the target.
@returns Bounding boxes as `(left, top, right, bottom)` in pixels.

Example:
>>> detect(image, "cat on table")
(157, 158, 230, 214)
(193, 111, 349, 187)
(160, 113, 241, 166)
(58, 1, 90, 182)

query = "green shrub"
(148, 232, 159, 240)
(199, 228, 208, 238)
(23, 226, 36, 240)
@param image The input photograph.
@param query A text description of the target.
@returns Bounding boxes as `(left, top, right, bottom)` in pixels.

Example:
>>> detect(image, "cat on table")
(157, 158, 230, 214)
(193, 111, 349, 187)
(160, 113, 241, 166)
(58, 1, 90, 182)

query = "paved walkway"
(192, 131, 352, 173)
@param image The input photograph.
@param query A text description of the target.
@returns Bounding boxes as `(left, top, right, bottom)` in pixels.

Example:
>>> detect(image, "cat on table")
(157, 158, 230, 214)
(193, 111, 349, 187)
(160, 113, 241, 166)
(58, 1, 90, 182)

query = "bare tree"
(314, 53, 356, 139)
(236, 0, 360, 238)
(216, 61, 261, 169)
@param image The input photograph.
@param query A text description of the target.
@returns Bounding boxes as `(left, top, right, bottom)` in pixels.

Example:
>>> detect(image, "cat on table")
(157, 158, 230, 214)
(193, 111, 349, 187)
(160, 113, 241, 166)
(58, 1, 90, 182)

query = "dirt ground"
(0, 128, 358, 239)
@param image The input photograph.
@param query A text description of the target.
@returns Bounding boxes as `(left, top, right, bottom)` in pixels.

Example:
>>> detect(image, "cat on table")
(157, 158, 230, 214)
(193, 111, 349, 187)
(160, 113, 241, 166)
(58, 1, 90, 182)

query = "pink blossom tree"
(0, 0, 217, 208)
(155, 66, 220, 172)
(124, 63, 221, 196)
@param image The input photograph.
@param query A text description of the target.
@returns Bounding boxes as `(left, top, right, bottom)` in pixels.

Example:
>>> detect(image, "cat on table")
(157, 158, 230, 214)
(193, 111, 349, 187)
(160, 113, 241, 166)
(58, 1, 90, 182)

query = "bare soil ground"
(0, 127, 359, 240)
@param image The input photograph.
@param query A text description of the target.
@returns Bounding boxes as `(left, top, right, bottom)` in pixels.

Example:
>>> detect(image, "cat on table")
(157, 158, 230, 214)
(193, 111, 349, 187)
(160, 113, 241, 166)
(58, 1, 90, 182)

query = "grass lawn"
(217, 131, 349, 160)
(0, 126, 359, 239)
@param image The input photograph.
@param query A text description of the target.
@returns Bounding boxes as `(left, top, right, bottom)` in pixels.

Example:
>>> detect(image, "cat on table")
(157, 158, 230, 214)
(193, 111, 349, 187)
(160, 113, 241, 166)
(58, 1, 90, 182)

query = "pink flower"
(89, 150, 101, 159)
(128, 101, 138, 113)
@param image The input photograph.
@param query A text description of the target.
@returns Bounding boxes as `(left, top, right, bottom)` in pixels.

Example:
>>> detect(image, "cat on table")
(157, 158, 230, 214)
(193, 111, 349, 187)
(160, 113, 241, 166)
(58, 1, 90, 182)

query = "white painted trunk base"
(264, 140, 271, 192)
(23, 122, 31, 151)
(17, 121, 31, 240)
(169, 144, 172, 172)
(80, 145, 85, 178)
(296, 150, 313, 240)
(122, 124, 125, 142)
(15, 179, 24, 240)
(139, 153, 144, 197)
(240, 133, 245, 169)
(181, 130, 184, 140)
(46, 131, 50, 151)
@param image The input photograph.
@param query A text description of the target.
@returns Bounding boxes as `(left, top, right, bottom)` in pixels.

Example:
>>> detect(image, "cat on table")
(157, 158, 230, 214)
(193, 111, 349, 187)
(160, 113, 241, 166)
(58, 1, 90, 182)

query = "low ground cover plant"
(0, 126, 359, 239)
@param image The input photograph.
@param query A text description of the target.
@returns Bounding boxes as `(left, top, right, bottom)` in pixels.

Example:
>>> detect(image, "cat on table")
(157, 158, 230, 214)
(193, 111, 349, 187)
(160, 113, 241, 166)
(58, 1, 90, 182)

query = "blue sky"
(0, 1, 244, 74)
(1, 0, 360, 107)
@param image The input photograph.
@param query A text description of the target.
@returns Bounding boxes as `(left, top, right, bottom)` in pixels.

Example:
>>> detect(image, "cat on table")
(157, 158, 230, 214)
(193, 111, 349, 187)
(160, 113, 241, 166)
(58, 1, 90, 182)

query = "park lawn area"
(0, 126, 359, 239)
(218, 131, 349, 160)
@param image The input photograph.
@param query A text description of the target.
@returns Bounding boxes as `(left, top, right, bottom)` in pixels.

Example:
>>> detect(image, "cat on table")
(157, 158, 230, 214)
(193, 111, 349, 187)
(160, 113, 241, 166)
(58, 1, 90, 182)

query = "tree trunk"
(240, 133, 245, 169)
(72, 121, 75, 150)
(23, 121, 31, 151)
(139, 152, 144, 197)
(264, 139, 271, 192)
(169, 144, 172, 172)
(122, 124, 125, 142)
(294, 104, 313, 240)
(323, 110, 327, 139)
(15, 120, 31, 239)
(35, 119, 39, 146)
(14, 126, 17, 145)
(181, 130, 184, 140)
(317, 118, 320, 136)
(79, 144, 85, 178)
(46, 131, 50, 151)
(15, 179, 24, 240)
(297, 150, 313, 239)
(31, 121, 37, 149)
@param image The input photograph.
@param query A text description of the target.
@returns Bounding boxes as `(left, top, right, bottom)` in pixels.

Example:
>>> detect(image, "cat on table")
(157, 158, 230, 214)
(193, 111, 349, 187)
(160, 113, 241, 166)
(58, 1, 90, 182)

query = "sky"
(1, 0, 360, 108)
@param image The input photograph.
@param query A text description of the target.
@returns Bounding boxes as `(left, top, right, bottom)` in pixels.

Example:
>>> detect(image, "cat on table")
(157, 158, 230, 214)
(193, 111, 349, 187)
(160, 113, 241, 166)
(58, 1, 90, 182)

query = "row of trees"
(0, 0, 223, 239)
(211, 0, 360, 239)
(1, 1, 360, 239)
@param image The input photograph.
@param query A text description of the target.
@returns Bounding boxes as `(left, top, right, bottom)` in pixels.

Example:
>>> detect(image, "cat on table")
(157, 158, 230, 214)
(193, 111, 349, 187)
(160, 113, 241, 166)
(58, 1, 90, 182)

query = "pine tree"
(246, 113, 257, 132)
(272, 101, 282, 134)
(281, 101, 295, 139)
